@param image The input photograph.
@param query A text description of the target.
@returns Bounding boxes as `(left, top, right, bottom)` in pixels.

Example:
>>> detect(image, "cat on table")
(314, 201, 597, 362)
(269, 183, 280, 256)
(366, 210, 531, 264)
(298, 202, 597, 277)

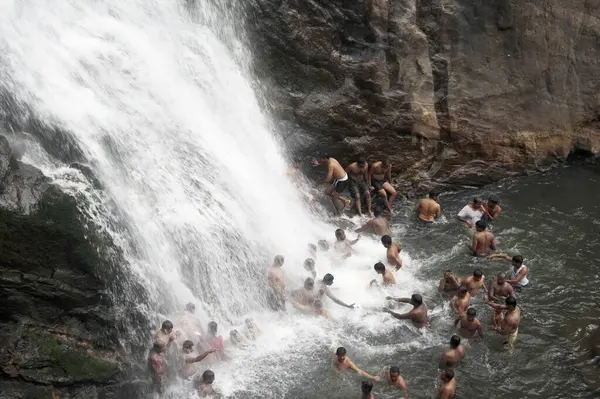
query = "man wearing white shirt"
(456, 198, 484, 228)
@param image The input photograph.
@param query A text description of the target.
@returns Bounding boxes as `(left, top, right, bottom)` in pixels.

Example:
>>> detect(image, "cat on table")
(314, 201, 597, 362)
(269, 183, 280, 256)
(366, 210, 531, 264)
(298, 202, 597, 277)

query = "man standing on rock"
(456, 198, 484, 228)
(346, 158, 372, 217)
(312, 155, 351, 216)
(149, 340, 168, 394)
(368, 157, 397, 214)
(416, 191, 441, 223)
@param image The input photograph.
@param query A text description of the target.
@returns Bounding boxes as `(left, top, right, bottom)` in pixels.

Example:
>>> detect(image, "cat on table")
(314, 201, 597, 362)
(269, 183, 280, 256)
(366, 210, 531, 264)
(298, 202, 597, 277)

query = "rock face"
(0, 135, 151, 398)
(245, 0, 600, 193)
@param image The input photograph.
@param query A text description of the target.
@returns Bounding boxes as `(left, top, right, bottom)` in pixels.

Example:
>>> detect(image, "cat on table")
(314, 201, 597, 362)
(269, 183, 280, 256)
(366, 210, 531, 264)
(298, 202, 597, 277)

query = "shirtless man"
(308, 243, 317, 259)
(489, 296, 521, 347)
(318, 240, 330, 252)
(243, 318, 261, 340)
(304, 258, 317, 279)
(356, 207, 392, 236)
(439, 335, 465, 368)
(462, 269, 486, 297)
(370, 262, 396, 288)
(180, 340, 217, 379)
(312, 300, 332, 319)
(333, 347, 380, 381)
(312, 155, 351, 216)
(346, 158, 372, 217)
(148, 341, 168, 394)
(204, 321, 226, 361)
(317, 273, 355, 309)
(471, 220, 496, 257)
(416, 191, 441, 223)
(438, 369, 456, 399)
(193, 370, 215, 398)
(155, 320, 179, 348)
(291, 278, 317, 306)
(383, 294, 429, 328)
(334, 229, 361, 259)
(381, 235, 402, 270)
(482, 195, 502, 221)
(267, 255, 286, 310)
(383, 366, 409, 398)
(368, 158, 397, 214)
(489, 254, 530, 289)
(451, 286, 471, 317)
(438, 270, 461, 298)
(456, 198, 484, 228)
(361, 381, 375, 399)
(454, 308, 484, 339)
(488, 273, 516, 303)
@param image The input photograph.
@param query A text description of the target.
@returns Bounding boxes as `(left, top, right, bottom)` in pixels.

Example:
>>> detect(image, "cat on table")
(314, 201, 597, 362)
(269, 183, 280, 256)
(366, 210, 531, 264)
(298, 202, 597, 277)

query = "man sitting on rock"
(368, 157, 397, 214)
(346, 158, 373, 217)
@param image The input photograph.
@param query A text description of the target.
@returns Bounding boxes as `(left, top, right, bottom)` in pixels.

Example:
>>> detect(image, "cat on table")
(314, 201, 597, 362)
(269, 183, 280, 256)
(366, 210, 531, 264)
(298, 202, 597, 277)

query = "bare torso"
(372, 217, 392, 236)
(151, 353, 167, 375)
(291, 288, 316, 306)
(457, 318, 482, 338)
(387, 243, 402, 268)
(503, 307, 521, 334)
(441, 346, 465, 367)
(473, 231, 494, 256)
(329, 158, 346, 180)
(346, 162, 368, 181)
(411, 304, 429, 328)
(267, 267, 285, 292)
(453, 294, 471, 316)
(439, 380, 456, 399)
(382, 269, 397, 287)
(417, 198, 440, 222)
(371, 162, 391, 181)
(491, 282, 514, 301)
(464, 276, 485, 296)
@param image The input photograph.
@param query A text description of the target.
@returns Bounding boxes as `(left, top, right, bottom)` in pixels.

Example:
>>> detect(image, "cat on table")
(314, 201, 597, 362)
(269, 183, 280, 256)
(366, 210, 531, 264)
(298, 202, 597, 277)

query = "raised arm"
(386, 296, 410, 304)
(187, 349, 217, 363)
(325, 289, 354, 308)
(349, 234, 361, 245)
(437, 278, 446, 293)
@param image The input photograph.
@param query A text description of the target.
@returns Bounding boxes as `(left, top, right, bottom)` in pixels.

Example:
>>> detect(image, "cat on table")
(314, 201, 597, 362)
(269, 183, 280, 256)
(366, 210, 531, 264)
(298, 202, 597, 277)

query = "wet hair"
(162, 320, 173, 330)
(323, 273, 334, 283)
(308, 243, 317, 252)
(374, 207, 383, 217)
(208, 321, 218, 334)
(458, 285, 468, 294)
(357, 158, 367, 166)
(382, 157, 390, 165)
(496, 272, 505, 280)
(450, 335, 461, 348)
(411, 294, 423, 305)
(381, 235, 392, 246)
(512, 255, 523, 265)
(185, 302, 195, 313)
(475, 220, 487, 230)
(361, 381, 373, 394)
(466, 307, 477, 317)
(335, 228, 344, 239)
(443, 369, 454, 380)
(473, 197, 482, 204)
(202, 370, 215, 383)
(336, 347, 347, 356)
(273, 255, 285, 266)
(153, 340, 166, 351)
(488, 195, 499, 204)
(304, 278, 315, 289)
(374, 262, 386, 273)
(389, 366, 400, 374)
(318, 240, 330, 251)
(182, 340, 194, 349)
(429, 190, 440, 198)
(304, 258, 315, 269)
(473, 269, 483, 277)
(505, 296, 517, 308)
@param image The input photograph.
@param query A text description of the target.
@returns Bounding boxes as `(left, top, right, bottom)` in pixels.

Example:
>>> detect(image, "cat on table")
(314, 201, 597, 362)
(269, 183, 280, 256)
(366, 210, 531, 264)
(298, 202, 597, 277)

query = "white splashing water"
(0, 1, 432, 397)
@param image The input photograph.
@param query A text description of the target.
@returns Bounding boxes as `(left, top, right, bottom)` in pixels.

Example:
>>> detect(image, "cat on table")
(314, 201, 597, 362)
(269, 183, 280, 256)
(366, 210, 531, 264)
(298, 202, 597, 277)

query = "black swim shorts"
(349, 179, 370, 197)
(372, 179, 387, 192)
(334, 179, 349, 193)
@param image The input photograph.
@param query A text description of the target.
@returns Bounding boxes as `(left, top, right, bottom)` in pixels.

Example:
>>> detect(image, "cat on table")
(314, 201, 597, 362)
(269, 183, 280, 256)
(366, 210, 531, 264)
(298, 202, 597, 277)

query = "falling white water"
(0, 1, 432, 397)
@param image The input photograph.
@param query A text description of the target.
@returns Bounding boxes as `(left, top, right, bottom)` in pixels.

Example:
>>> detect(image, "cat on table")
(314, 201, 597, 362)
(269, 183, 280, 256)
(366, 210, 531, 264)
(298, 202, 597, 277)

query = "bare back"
(268, 267, 285, 292)
(372, 217, 391, 236)
(410, 304, 429, 328)
(328, 158, 346, 180)
(473, 231, 495, 256)
(503, 307, 521, 333)
(439, 380, 456, 399)
(417, 198, 440, 222)
(387, 243, 402, 268)
(382, 269, 396, 287)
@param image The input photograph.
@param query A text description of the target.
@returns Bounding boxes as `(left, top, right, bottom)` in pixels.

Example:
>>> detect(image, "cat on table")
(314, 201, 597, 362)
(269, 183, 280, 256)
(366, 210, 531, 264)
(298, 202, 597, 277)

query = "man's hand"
(347, 303, 355, 309)
(356, 234, 362, 240)
(466, 221, 473, 228)
(382, 307, 391, 313)
(373, 376, 381, 382)
(385, 296, 394, 300)
(311, 158, 319, 167)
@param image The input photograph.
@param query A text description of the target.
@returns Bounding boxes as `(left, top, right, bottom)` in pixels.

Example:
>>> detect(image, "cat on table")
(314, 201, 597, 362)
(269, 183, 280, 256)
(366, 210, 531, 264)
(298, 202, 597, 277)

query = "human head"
(496, 273, 506, 285)
(382, 157, 391, 167)
(512, 255, 523, 267)
(357, 158, 367, 167)
(410, 294, 423, 306)
(208, 321, 218, 335)
(505, 296, 517, 309)
(185, 302, 195, 313)
(381, 235, 392, 248)
(202, 370, 215, 384)
(230, 329, 242, 344)
(318, 240, 329, 251)
(472, 197, 482, 209)
(304, 278, 315, 290)
(429, 190, 440, 200)
(374, 262, 386, 274)
(473, 268, 483, 281)
(488, 195, 499, 208)
(273, 255, 284, 267)
(443, 270, 454, 281)
(361, 381, 373, 395)
(389, 366, 400, 381)
(466, 307, 477, 321)
(161, 320, 173, 333)
(440, 369, 454, 382)
(458, 285, 468, 297)
(374, 207, 383, 217)
(304, 258, 315, 271)
(153, 340, 166, 353)
(317, 154, 331, 163)
(475, 219, 487, 231)
(308, 243, 317, 255)
(182, 339, 194, 353)
(323, 273, 334, 286)
(450, 335, 461, 348)
(335, 229, 346, 241)
(314, 299, 323, 310)
(336, 346, 347, 362)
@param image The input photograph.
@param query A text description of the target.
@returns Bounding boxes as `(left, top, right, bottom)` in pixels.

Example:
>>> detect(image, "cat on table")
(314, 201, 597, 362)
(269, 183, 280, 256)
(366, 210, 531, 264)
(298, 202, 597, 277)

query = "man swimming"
(383, 366, 409, 398)
(370, 262, 396, 288)
(416, 191, 441, 222)
(482, 195, 502, 221)
(180, 340, 217, 379)
(438, 369, 456, 399)
(471, 220, 496, 257)
(451, 286, 471, 317)
(361, 381, 375, 399)
(383, 294, 429, 328)
(456, 198, 484, 228)
(462, 269, 486, 297)
(368, 157, 397, 214)
(334, 229, 361, 258)
(454, 307, 484, 339)
(267, 255, 286, 310)
(488, 296, 521, 347)
(333, 347, 380, 381)
(303, 258, 317, 279)
(439, 335, 465, 368)
(317, 273, 355, 309)
(355, 207, 392, 236)
(381, 235, 402, 270)
(312, 155, 351, 216)
(438, 270, 461, 298)
(291, 278, 317, 306)
(489, 254, 529, 288)
(193, 370, 215, 398)
(346, 158, 372, 217)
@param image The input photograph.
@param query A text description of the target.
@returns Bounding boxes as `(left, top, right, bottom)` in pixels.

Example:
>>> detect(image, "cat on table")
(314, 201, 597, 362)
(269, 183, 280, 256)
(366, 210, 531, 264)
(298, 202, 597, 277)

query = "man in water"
(243, 318, 261, 340)
(312, 299, 332, 319)
(229, 330, 247, 347)
(355, 207, 392, 236)
(456, 198, 484, 228)
(180, 340, 217, 379)
(368, 157, 397, 214)
(317, 273, 355, 309)
(291, 278, 317, 306)
(482, 195, 502, 221)
(267, 255, 286, 310)
(383, 294, 429, 328)
(148, 340, 168, 394)
(346, 158, 373, 217)
(383, 366, 409, 398)
(155, 320, 179, 348)
(489, 296, 521, 347)
(204, 321, 226, 361)
(487, 273, 516, 329)
(381, 235, 402, 270)
(451, 286, 471, 317)
(361, 381, 374, 399)
(318, 239, 330, 252)
(454, 307, 484, 339)
(416, 191, 441, 223)
(333, 347, 381, 381)
(489, 254, 529, 289)
(312, 155, 351, 216)
(471, 220, 496, 257)
(438, 369, 456, 399)
(193, 370, 215, 398)
(439, 335, 465, 368)
(304, 258, 317, 279)
(462, 268, 486, 297)
(438, 270, 461, 298)
(370, 262, 396, 288)
(308, 243, 317, 259)
(334, 229, 361, 259)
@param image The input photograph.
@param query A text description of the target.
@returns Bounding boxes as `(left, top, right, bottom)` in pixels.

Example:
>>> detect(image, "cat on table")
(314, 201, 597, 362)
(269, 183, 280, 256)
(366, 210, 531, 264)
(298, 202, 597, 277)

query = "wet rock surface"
(246, 0, 600, 194)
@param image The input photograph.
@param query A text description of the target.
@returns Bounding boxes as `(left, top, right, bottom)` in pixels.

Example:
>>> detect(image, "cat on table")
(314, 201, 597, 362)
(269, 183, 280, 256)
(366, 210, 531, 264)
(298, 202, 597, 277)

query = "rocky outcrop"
(0, 135, 151, 398)
(245, 0, 600, 193)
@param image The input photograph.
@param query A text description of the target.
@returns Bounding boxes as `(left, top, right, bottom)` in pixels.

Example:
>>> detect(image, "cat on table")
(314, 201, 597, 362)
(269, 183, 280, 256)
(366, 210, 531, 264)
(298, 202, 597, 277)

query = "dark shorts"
(372, 179, 387, 192)
(333, 178, 349, 194)
(349, 179, 370, 197)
